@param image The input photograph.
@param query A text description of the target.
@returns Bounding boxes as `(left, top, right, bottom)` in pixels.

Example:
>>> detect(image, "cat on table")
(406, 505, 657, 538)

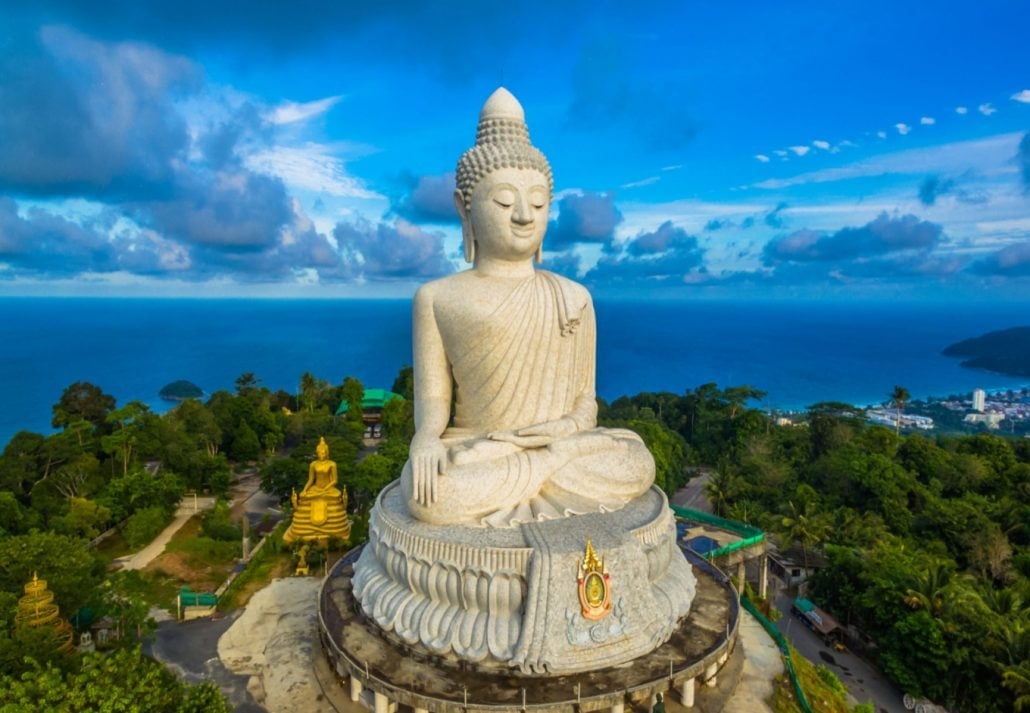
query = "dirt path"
(114, 496, 216, 571)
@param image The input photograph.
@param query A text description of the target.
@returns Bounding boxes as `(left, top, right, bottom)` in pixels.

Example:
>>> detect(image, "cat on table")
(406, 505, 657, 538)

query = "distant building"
(864, 408, 934, 430)
(964, 412, 1004, 429)
(335, 388, 405, 439)
(972, 388, 986, 412)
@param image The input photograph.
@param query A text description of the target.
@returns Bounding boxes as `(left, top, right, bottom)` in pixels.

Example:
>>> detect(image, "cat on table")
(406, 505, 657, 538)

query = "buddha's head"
(316, 436, 329, 460)
(455, 88, 553, 264)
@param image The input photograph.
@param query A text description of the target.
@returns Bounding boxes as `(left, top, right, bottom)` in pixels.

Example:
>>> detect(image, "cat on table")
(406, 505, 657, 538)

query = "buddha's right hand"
(411, 437, 447, 506)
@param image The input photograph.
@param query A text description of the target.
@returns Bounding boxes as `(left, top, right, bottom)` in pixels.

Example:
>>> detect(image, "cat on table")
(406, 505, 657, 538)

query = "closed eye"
(492, 188, 516, 207)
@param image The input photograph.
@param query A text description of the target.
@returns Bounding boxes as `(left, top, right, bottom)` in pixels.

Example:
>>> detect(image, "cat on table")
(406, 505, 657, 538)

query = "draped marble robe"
(402, 270, 655, 527)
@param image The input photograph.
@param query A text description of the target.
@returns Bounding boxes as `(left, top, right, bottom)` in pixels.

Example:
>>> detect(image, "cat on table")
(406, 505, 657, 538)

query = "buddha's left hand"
(489, 417, 577, 447)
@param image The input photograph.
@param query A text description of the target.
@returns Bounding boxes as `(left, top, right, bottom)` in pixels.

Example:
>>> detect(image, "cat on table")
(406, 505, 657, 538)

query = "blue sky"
(0, 0, 1028, 300)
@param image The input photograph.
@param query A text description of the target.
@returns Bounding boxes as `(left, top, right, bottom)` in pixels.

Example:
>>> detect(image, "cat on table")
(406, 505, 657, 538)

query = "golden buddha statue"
(16, 572, 74, 654)
(283, 437, 351, 545)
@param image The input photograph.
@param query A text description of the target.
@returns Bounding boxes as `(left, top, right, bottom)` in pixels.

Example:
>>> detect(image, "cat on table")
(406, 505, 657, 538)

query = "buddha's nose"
(512, 197, 533, 225)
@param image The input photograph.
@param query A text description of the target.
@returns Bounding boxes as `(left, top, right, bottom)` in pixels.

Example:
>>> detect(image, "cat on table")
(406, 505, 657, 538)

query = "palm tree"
(890, 385, 910, 436)
(902, 561, 955, 616)
(779, 500, 832, 578)
(704, 459, 740, 517)
(1003, 661, 1030, 712)
(903, 562, 979, 629)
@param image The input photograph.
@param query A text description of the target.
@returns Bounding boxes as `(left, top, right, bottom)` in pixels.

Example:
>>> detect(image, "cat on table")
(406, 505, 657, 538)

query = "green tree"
(1003, 661, 1030, 711)
(0, 431, 45, 495)
(167, 399, 222, 457)
(621, 419, 687, 493)
(101, 401, 150, 476)
(392, 365, 414, 401)
(98, 570, 158, 641)
(890, 385, 910, 436)
(379, 397, 414, 444)
(340, 376, 366, 447)
(778, 499, 832, 577)
(122, 506, 170, 549)
(0, 624, 73, 677)
(0, 532, 105, 615)
(201, 500, 241, 541)
(351, 453, 396, 511)
(234, 372, 261, 396)
(299, 371, 329, 413)
(260, 458, 308, 503)
(51, 381, 115, 430)
(704, 460, 743, 517)
(0, 646, 231, 712)
(230, 419, 261, 462)
(0, 491, 37, 535)
(100, 468, 183, 521)
(51, 497, 111, 539)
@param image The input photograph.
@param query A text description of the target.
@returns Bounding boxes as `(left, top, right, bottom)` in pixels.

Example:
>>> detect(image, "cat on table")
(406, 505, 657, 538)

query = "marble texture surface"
(401, 88, 655, 528)
(351, 87, 697, 674)
(352, 483, 696, 674)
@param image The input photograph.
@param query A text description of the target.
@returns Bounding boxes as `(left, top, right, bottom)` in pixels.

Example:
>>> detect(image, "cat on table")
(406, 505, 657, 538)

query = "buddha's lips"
(511, 225, 536, 238)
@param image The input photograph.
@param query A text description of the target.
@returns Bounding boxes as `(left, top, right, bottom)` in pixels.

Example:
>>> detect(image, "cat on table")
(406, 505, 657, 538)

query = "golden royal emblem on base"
(577, 539, 611, 620)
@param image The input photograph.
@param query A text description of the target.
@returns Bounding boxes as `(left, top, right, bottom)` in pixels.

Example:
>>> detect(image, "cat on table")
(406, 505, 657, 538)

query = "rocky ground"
(217, 577, 351, 713)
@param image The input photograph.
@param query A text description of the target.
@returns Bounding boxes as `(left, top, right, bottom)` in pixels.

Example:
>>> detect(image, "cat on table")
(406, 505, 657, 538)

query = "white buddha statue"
(401, 87, 655, 527)
(351, 89, 695, 674)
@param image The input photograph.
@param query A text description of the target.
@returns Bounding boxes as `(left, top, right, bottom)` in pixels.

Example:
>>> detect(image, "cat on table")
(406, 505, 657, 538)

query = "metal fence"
(740, 594, 813, 713)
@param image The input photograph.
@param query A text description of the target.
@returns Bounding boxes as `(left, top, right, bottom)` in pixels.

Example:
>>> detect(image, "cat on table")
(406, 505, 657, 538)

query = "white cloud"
(956, 106, 968, 114)
(244, 142, 381, 198)
(920, 116, 935, 125)
(812, 140, 830, 150)
(1011, 90, 1030, 104)
(774, 150, 788, 157)
(789, 145, 810, 156)
(979, 103, 997, 116)
(622, 176, 660, 188)
(267, 95, 343, 125)
(895, 123, 911, 135)
(751, 132, 1024, 190)
(755, 154, 771, 163)
(877, 131, 887, 139)
(661, 164, 683, 172)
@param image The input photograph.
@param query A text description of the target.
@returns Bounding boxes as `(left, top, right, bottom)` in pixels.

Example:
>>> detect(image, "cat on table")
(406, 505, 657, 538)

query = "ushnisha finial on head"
(455, 87, 554, 220)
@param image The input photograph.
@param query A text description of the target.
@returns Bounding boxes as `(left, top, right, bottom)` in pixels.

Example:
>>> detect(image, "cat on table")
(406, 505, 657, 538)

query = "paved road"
(146, 613, 265, 712)
(671, 469, 711, 511)
(772, 591, 906, 713)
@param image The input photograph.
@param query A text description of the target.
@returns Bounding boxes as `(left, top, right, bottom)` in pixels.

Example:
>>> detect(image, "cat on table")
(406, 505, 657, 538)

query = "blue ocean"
(1, 297, 1027, 448)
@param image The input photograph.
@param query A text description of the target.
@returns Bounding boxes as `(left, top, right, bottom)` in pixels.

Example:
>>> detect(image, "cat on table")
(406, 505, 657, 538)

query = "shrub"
(201, 500, 240, 541)
(122, 507, 169, 549)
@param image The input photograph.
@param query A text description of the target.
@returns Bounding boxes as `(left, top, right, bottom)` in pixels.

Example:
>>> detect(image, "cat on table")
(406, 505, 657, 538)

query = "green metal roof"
(335, 388, 404, 415)
(794, 597, 815, 613)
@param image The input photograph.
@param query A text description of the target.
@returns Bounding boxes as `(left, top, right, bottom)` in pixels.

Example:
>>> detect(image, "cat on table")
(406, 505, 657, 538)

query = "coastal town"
(867, 387, 1030, 434)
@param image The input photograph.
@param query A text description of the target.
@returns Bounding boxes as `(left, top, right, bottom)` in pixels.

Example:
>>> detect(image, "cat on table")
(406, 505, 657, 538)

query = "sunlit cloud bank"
(0, 1, 1027, 300)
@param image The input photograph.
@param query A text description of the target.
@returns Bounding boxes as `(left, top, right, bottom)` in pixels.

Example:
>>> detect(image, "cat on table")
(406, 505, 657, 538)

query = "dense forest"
(0, 374, 1027, 711)
(943, 326, 1030, 378)
(0, 369, 412, 708)
(602, 388, 1030, 712)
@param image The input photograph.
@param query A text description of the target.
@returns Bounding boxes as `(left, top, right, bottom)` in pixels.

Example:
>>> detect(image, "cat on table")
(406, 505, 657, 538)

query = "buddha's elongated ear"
(455, 189, 475, 263)
(535, 244, 543, 264)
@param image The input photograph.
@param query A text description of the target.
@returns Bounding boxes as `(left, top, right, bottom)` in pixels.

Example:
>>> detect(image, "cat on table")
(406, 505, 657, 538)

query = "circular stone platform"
(319, 547, 739, 712)
(350, 484, 697, 675)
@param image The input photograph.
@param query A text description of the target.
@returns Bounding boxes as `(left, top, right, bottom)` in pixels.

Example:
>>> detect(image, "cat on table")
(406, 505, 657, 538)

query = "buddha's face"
(461, 167, 549, 263)
(316, 442, 328, 460)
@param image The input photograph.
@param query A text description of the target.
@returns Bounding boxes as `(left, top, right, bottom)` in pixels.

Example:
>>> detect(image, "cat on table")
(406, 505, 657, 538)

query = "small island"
(159, 380, 204, 401)
(942, 326, 1030, 377)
